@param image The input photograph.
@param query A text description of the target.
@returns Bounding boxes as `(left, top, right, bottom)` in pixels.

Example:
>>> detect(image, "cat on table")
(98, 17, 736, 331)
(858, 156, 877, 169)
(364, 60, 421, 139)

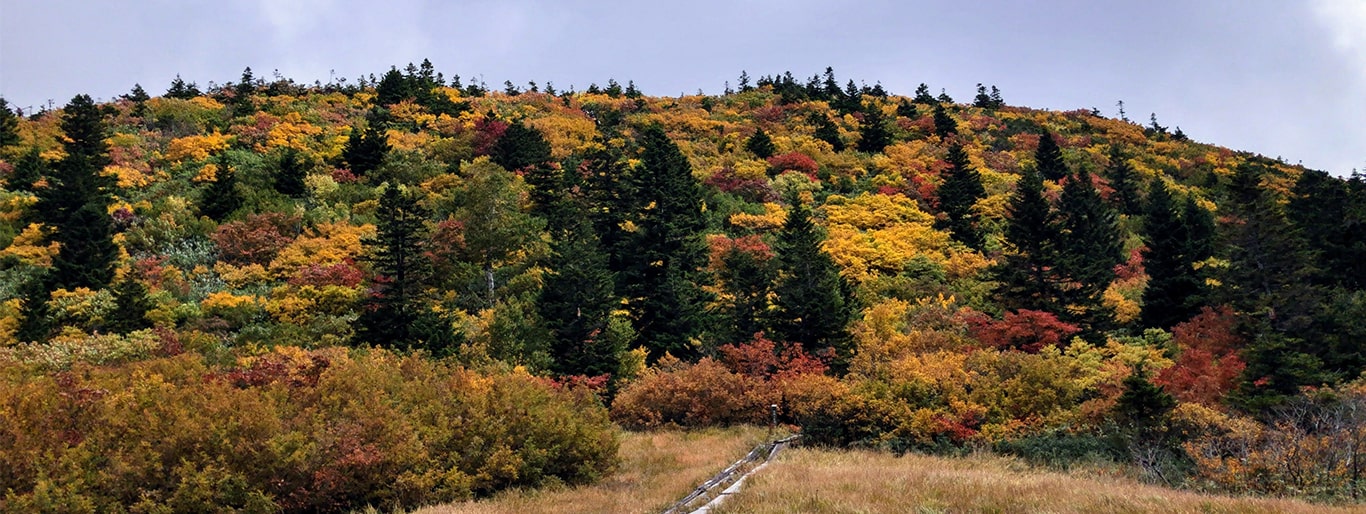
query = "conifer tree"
(932, 103, 957, 137)
(9, 147, 45, 192)
(199, 165, 242, 221)
(122, 84, 150, 118)
(231, 67, 256, 117)
(936, 143, 987, 250)
(1056, 169, 1124, 328)
(856, 102, 892, 154)
(913, 83, 936, 104)
(539, 211, 621, 377)
(895, 99, 917, 118)
(273, 148, 309, 198)
(0, 97, 19, 148)
(491, 120, 553, 172)
(1288, 169, 1362, 288)
(15, 273, 53, 343)
(39, 95, 118, 291)
(375, 68, 412, 106)
(52, 204, 119, 290)
(746, 128, 776, 159)
(342, 123, 390, 176)
(972, 83, 994, 108)
(1140, 180, 1203, 329)
(1034, 132, 1067, 182)
(1105, 145, 1142, 216)
(771, 201, 850, 365)
(993, 168, 1062, 312)
(106, 275, 154, 334)
(1114, 363, 1177, 429)
(356, 185, 434, 349)
(166, 75, 200, 99)
(624, 126, 712, 360)
(715, 243, 776, 346)
(811, 114, 845, 152)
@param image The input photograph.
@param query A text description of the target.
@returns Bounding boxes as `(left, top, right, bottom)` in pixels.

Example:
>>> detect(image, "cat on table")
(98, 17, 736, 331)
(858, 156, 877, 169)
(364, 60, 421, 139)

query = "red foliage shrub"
(330, 167, 360, 183)
(472, 116, 508, 156)
(1156, 306, 1246, 406)
(766, 152, 819, 175)
(718, 332, 827, 380)
(965, 309, 1082, 353)
(289, 259, 364, 287)
(703, 166, 776, 203)
(213, 212, 300, 265)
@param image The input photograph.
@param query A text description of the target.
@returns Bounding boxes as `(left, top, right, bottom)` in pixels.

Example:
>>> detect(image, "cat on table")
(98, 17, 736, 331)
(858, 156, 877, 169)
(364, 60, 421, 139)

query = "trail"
(661, 435, 799, 514)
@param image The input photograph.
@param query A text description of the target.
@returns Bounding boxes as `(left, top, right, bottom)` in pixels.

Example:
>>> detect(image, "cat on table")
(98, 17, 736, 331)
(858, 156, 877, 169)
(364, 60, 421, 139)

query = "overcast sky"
(2, 0, 1363, 175)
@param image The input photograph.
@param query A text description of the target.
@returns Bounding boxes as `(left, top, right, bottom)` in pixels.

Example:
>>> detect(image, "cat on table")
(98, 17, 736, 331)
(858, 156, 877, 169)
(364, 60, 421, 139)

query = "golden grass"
(715, 448, 1361, 514)
(415, 426, 776, 514)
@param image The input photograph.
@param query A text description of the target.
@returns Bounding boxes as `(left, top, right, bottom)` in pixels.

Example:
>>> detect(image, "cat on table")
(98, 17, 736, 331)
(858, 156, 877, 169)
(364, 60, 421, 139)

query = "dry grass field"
(415, 426, 776, 514)
(714, 448, 1362, 514)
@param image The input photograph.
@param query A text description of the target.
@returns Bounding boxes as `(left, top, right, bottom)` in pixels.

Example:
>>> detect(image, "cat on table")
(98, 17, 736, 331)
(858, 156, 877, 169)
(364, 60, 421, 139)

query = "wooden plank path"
(661, 435, 800, 514)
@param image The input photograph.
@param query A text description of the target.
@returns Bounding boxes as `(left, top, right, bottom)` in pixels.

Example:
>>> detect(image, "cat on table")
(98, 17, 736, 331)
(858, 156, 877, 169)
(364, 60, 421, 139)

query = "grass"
(415, 426, 777, 514)
(714, 447, 1362, 514)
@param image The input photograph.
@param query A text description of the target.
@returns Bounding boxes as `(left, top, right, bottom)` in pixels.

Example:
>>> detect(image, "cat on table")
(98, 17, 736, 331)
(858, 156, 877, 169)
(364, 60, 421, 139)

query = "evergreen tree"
(342, 123, 390, 176)
(122, 84, 150, 117)
(9, 147, 45, 192)
(1288, 169, 1362, 289)
(15, 273, 53, 343)
(356, 185, 434, 349)
(746, 128, 776, 159)
(1140, 181, 1204, 329)
(993, 168, 1063, 312)
(1114, 363, 1177, 429)
(932, 103, 957, 137)
(771, 201, 850, 366)
(895, 99, 917, 118)
(375, 67, 413, 106)
(913, 83, 936, 104)
(624, 126, 712, 360)
(989, 86, 1005, 108)
(1105, 145, 1142, 216)
(1034, 132, 1067, 182)
(539, 211, 621, 377)
(106, 275, 154, 334)
(199, 165, 242, 221)
(491, 120, 553, 172)
(715, 243, 776, 347)
(232, 67, 256, 117)
(936, 143, 987, 250)
(166, 75, 201, 99)
(0, 97, 19, 148)
(1055, 170, 1124, 329)
(38, 95, 118, 291)
(856, 102, 892, 154)
(273, 147, 309, 198)
(811, 114, 845, 152)
(972, 83, 994, 108)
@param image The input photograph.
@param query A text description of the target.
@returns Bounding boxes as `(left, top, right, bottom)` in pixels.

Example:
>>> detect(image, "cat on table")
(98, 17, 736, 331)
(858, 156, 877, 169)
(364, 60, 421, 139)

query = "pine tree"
(972, 83, 994, 108)
(166, 75, 201, 99)
(1114, 363, 1177, 428)
(993, 168, 1063, 312)
(106, 275, 154, 334)
(936, 143, 986, 250)
(39, 95, 118, 291)
(1288, 169, 1360, 289)
(375, 68, 413, 106)
(771, 201, 850, 365)
(1056, 170, 1124, 329)
(491, 121, 553, 172)
(624, 126, 712, 361)
(15, 273, 53, 343)
(1105, 145, 1142, 216)
(895, 99, 917, 118)
(9, 147, 45, 192)
(342, 123, 390, 176)
(932, 103, 957, 137)
(856, 102, 892, 154)
(716, 243, 776, 347)
(199, 165, 242, 221)
(51, 203, 118, 290)
(913, 83, 936, 104)
(0, 97, 19, 148)
(1034, 132, 1067, 182)
(273, 148, 309, 198)
(746, 128, 776, 159)
(1140, 181, 1203, 329)
(356, 185, 434, 349)
(811, 114, 845, 152)
(539, 211, 621, 377)
(122, 84, 150, 117)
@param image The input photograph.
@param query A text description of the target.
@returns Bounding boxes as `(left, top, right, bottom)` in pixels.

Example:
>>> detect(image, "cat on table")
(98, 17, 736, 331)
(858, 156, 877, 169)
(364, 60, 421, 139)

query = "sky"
(1, 0, 1363, 175)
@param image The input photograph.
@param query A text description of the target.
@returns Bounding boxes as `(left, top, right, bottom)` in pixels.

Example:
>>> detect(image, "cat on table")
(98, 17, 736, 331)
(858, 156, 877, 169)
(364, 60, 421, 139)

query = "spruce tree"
(716, 243, 776, 346)
(231, 67, 256, 118)
(106, 275, 154, 334)
(356, 185, 434, 349)
(166, 75, 201, 100)
(342, 123, 390, 176)
(273, 147, 309, 198)
(1114, 363, 1177, 430)
(539, 212, 621, 377)
(932, 103, 957, 137)
(9, 147, 45, 192)
(913, 83, 936, 104)
(1288, 169, 1359, 288)
(936, 143, 987, 251)
(1034, 132, 1067, 182)
(811, 114, 845, 152)
(0, 97, 19, 148)
(39, 95, 118, 291)
(491, 121, 553, 172)
(771, 201, 850, 365)
(15, 273, 53, 343)
(1140, 181, 1203, 329)
(375, 68, 413, 106)
(1105, 145, 1142, 216)
(122, 84, 150, 118)
(856, 102, 892, 154)
(199, 165, 242, 221)
(895, 99, 917, 118)
(1056, 170, 1124, 329)
(993, 168, 1063, 312)
(625, 126, 712, 361)
(51, 204, 119, 290)
(746, 128, 776, 159)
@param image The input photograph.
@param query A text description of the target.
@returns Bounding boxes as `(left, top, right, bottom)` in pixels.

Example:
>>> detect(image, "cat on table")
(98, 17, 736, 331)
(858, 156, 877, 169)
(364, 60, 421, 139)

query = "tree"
(1055, 170, 1124, 329)
(539, 211, 621, 378)
(38, 95, 118, 291)
(166, 75, 201, 99)
(375, 68, 413, 106)
(895, 99, 917, 118)
(199, 165, 242, 221)
(714, 238, 776, 347)
(811, 114, 845, 152)
(771, 201, 851, 366)
(1115, 363, 1177, 431)
(913, 83, 936, 104)
(273, 148, 309, 198)
(1140, 181, 1206, 329)
(746, 128, 776, 159)
(453, 159, 546, 309)
(8, 147, 45, 192)
(1105, 145, 1142, 216)
(622, 126, 713, 360)
(935, 143, 986, 250)
(106, 275, 154, 334)
(1034, 132, 1067, 182)
(856, 102, 892, 154)
(356, 185, 434, 349)
(51, 203, 119, 290)
(122, 84, 151, 117)
(972, 83, 993, 108)
(932, 103, 957, 137)
(0, 97, 19, 148)
(1288, 169, 1364, 289)
(232, 67, 256, 117)
(15, 273, 53, 343)
(342, 123, 390, 176)
(993, 168, 1062, 312)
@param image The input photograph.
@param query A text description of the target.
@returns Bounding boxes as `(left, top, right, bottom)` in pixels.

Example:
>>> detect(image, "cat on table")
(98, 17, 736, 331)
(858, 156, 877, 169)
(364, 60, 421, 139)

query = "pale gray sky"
(2, 0, 1363, 174)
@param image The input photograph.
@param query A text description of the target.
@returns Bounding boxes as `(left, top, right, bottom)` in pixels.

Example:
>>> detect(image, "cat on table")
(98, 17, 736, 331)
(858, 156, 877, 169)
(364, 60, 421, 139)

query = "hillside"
(1, 63, 1364, 511)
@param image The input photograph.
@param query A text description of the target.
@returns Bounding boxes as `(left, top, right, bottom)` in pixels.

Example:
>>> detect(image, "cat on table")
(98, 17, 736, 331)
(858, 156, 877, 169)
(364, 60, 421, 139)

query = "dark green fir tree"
(9, 147, 45, 192)
(342, 123, 390, 176)
(539, 212, 622, 378)
(932, 103, 957, 137)
(199, 165, 242, 221)
(856, 102, 892, 153)
(772, 201, 851, 367)
(106, 275, 154, 334)
(1139, 180, 1204, 329)
(936, 143, 987, 250)
(38, 95, 118, 291)
(746, 128, 776, 159)
(356, 185, 434, 349)
(1105, 145, 1142, 216)
(811, 114, 845, 152)
(15, 273, 53, 343)
(0, 97, 20, 148)
(273, 147, 309, 198)
(993, 168, 1062, 312)
(1056, 169, 1124, 329)
(1034, 132, 1067, 182)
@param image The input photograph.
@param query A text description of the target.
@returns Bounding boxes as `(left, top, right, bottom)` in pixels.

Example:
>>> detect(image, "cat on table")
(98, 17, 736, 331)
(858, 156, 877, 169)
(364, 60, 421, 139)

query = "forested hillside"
(1, 62, 1364, 511)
